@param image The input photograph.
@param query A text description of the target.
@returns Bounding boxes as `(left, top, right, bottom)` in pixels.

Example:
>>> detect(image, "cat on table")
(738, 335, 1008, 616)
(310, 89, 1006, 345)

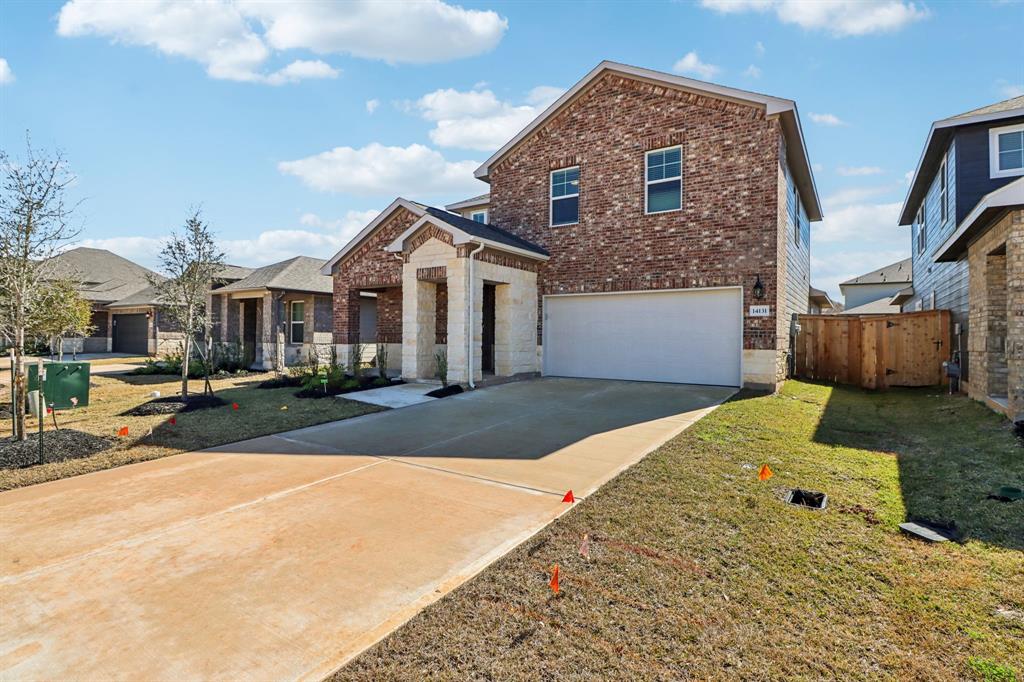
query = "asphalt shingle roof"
(840, 258, 912, 286)
(214, 256, 332, 295)
(423, 207, 549, 257)
(947, 95, 1024, 121)
(45, 247, 161, 303)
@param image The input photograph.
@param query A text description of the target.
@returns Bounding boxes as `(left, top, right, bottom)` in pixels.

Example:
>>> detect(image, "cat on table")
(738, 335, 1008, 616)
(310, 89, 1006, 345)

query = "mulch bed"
(257, 375, 304, 389)
(1, 429, 115, 469)
(121, 394, 227, 416)
(426, 385, 464, 399)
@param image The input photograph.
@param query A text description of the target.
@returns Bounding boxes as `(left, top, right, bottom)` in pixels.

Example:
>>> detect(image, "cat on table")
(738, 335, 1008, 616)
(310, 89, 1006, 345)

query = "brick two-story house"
(898, 95, 1024, 419)
(322, 61, 822, 390)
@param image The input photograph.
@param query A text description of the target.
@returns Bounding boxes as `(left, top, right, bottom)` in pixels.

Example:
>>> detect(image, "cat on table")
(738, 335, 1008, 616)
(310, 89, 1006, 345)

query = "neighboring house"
(808, 286, 838, 314)
(323, 61, 822, 390)
(45, 247, 160, 353)
(103, 264, 253, 355)
(838, 258, 911, 313)
(210, 256, 333, 369)
(898, 95, 1023, 419)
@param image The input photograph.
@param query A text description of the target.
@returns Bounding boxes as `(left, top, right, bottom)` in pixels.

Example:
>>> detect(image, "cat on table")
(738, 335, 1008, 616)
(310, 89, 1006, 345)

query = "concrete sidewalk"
(0, 378, 733, 680)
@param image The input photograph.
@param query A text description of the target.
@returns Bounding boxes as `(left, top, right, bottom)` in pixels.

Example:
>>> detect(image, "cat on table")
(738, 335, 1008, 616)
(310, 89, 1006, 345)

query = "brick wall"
(376, 287, 403, 344)
(486, 72, 784, 352)
(332, 207, 418, 343)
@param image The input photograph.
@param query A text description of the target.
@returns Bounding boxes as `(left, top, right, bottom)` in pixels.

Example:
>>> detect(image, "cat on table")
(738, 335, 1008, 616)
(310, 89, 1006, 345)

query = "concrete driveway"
(0, 378, 733, 681)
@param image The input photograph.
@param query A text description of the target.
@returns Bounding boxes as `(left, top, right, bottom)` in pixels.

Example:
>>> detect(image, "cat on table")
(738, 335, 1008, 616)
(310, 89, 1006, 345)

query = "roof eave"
(386, 215, 550, 261)
(934, 178, 1024, 262)
(320, 198, 425, 275)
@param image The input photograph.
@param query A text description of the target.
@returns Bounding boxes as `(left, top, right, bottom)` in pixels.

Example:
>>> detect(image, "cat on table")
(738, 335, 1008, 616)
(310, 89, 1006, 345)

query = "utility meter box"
(27, 362, 91, 409)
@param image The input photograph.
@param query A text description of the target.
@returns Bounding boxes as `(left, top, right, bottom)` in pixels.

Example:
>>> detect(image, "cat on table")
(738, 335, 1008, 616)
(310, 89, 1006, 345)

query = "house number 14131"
(749, 305, 771, 317)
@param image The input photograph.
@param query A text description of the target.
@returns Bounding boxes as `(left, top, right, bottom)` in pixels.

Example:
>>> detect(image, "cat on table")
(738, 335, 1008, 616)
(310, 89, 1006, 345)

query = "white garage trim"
(542, 286, 744, 387)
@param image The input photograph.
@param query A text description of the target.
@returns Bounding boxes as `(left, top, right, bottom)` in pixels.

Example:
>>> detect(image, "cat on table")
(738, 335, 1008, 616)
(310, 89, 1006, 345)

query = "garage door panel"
(113, 314, 149, 354)
(543, 289, 741, 386)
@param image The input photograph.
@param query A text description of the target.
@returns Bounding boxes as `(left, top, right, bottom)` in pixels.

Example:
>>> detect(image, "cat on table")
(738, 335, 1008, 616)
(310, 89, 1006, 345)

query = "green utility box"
(27, 362, 91, 409)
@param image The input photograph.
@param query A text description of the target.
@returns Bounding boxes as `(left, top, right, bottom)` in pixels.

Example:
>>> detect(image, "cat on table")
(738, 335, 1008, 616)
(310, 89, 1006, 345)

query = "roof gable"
(320, 198, 425, 274)
(473, 60, 821, 222)
(839, 258, 912, 287)
(217, 256, 332, 294)
(386, 209, 549, 260)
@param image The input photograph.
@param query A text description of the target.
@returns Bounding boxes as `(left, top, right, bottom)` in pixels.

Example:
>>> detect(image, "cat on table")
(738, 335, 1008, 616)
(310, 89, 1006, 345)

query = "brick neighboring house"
(323, 61, 823, 390)
(898, 95, 1024, 420)
(210, 256, 334, 369)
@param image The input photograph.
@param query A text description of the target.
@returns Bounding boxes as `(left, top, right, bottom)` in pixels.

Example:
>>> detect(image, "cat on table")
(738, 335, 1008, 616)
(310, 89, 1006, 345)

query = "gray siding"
(907, 138, 970, 376)
(783, 154, 811, 320)
(955, 117, 1024, 224)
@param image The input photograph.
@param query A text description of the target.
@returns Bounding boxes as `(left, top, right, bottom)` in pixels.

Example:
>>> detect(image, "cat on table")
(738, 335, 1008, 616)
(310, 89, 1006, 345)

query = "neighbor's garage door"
(543, 288, 742, 386)
(112, 313, 149, 354)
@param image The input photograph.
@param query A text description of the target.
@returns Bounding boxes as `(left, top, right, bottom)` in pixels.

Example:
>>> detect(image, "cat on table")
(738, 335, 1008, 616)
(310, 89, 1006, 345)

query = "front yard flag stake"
(562, 490, 575, 503)
(168, 416, 176, 426)
(117, 426, 129, 437)
(549, 564, 560, 594)
(232, 402, 239, 411)
(758, 464, 773, 481)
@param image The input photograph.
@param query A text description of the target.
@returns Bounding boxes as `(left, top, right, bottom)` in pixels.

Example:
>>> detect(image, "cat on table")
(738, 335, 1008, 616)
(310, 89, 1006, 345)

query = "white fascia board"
(320, 198, 425, 274)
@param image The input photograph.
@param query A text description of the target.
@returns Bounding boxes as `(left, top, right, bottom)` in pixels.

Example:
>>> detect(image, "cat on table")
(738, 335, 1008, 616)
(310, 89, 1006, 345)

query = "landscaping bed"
(1, 429, 114, 469)
(121, 394, 227, 416)
(294, 375, 401, 399)
(336, 381, 1024, 681)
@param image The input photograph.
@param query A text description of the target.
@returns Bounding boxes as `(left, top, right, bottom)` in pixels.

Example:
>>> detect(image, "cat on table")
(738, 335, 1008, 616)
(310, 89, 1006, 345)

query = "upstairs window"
(990, 123, 1024, 178)
(645, 146, 682, 214)
(290, 301, 305, 344)
(939, 156, 948, 223)
(916, 205, 927, 255)
(470, 210, 487, 223)
(550, 166, 579, 226)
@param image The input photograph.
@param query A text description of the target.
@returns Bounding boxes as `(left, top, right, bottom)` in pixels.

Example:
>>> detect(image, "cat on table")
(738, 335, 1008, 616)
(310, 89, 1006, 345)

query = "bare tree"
(151, 209, 224, 399)
(0, 136, 80, 440)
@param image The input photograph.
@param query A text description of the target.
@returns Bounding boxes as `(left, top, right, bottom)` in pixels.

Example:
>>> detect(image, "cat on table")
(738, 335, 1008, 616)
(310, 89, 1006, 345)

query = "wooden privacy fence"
(794, 310, 951, 389)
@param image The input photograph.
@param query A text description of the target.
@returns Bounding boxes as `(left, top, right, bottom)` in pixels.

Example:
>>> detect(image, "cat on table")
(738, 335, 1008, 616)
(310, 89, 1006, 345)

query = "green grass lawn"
(337, 381, 1024, 681)
(1, 372, 383, 491)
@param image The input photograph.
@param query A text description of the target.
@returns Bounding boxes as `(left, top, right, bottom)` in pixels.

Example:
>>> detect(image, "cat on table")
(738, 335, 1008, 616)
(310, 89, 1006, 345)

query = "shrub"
(435, 349, 448, 387)
(349, 342, 364, 378)
(376, 343, 389, 378)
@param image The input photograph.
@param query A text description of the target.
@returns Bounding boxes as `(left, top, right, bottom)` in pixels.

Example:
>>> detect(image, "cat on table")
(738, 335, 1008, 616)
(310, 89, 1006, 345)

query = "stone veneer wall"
(966, 209, 1023, 420)
(486, 72, 789, 389)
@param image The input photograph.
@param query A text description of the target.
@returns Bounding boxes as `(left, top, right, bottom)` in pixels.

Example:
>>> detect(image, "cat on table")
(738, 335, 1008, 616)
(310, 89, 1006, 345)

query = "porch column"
(446, 256, 472, 384)
(333, 285, 361, 362)
(260, 292, 276, 370)
(1009, 211, 1024, 421)
(402, 272, 437, 381)
(220, 294, 229, 342)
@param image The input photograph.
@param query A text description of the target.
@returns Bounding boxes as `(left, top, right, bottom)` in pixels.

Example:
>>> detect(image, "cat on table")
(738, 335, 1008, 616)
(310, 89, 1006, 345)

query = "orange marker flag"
(231, 402, 239, 411)
(117, 426, 129, 437)
(758, 463, 773, 481)
(549, 564, 560, 594)
(562, 490, 575, 503)
(168, 416, 176, 426)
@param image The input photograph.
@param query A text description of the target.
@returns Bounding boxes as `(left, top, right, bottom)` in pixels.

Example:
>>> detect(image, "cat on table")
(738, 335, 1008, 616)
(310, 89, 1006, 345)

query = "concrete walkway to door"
(0, 378, 734, 681)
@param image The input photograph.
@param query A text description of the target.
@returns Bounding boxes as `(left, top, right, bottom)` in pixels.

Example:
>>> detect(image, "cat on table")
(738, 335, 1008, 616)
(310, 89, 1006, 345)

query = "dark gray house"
(898, 95, 1024, 419)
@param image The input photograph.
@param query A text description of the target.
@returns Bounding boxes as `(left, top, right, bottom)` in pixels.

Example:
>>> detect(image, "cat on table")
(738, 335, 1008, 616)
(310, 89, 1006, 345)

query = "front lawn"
(337, 381, 1024, 681)
(0, 372, 383, 491)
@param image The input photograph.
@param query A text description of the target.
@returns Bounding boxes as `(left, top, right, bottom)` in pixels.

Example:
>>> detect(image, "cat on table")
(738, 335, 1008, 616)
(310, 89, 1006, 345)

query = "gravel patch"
(1, 429, 115, 469)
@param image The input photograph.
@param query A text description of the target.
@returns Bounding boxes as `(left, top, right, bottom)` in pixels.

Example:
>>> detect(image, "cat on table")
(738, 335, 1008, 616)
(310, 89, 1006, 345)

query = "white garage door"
(543, 288, 742, 386)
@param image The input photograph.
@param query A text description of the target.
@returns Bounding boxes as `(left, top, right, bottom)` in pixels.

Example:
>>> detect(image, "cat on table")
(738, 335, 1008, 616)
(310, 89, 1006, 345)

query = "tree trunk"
(13, 328, 26, 441)
(181, 328, 191, 400)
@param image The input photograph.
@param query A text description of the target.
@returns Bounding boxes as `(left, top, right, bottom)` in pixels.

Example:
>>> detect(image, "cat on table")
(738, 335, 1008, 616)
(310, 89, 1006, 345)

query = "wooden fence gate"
(793, 310, 951, 389)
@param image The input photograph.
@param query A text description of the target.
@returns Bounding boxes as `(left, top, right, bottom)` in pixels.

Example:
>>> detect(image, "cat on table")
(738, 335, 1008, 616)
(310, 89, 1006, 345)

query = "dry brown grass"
(336, 381, 1024, 681)
(0, 371, 382, 491)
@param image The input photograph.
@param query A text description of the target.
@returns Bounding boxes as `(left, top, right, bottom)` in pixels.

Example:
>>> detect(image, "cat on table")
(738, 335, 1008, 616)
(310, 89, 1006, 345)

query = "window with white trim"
(645, 146, 682, 214)
(989, 123, 1024, 178)
(289, 301, 305, 344)
(470, 210, 487, 223)
(939, 155, 948, 223)
(916, 204, 927, 255)
(550, 166, 579, 226)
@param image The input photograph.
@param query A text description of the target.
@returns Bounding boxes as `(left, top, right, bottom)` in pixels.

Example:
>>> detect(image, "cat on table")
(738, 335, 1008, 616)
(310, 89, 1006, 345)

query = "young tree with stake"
(0, 137, 81, 441)
(150, 209, 224, 400)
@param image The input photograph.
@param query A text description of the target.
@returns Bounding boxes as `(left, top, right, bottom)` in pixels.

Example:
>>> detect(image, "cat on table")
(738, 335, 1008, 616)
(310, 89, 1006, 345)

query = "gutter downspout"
(466, 241, 485, 389)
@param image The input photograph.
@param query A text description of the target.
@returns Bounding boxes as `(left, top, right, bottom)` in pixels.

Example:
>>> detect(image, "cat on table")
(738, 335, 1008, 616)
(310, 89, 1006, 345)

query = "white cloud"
(365, 98, 380, 114)
(700, 0, 927, 37)
(837, 165, 883, 176)
(672, 51, 721, 80)
(744, 64, 762, 78)
(414, 85, 564, 151)
(56, 0, 506, 83)
(0, 58, 14, 85)
(75, 210, 381, 270)
(809, 112, 845, 126)
(754, 40, 765, 57)
(278, 142, 485, 197)
(996, 80, 1024, 98)
(815, 200, 902, 242)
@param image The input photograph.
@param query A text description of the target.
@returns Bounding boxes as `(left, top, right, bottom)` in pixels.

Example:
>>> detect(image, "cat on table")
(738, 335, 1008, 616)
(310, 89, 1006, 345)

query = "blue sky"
(1, 0, 1022, 299)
